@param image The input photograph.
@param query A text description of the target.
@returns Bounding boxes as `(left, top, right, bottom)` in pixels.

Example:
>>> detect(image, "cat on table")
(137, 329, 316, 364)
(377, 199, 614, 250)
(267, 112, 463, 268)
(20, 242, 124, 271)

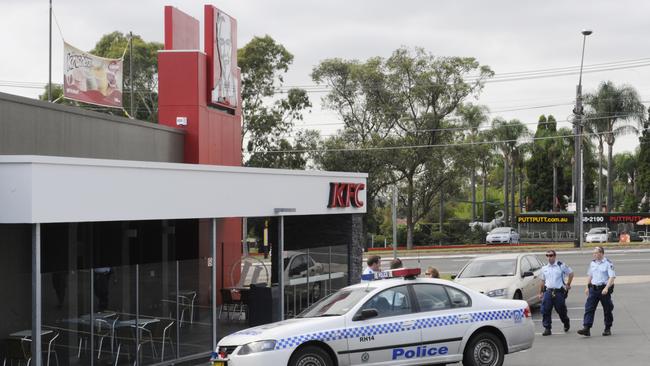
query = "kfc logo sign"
(328, 182, 365, 208)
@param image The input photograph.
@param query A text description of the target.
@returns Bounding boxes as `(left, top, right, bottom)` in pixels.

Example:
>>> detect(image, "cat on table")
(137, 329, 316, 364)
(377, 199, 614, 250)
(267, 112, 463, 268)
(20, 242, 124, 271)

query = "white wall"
(0, 156, 367, 223)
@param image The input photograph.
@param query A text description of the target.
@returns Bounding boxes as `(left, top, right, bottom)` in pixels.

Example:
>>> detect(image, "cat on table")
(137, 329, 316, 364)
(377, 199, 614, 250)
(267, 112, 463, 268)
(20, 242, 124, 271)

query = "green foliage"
(40, 32, 162, 122)
(525, 115, 572, 211)
(638, 113, 650, 201)
(313, 47, 493, 249)
(239, 35, 313, 169)
(585, 81, 645, 211)
(91, 32, 162, 122)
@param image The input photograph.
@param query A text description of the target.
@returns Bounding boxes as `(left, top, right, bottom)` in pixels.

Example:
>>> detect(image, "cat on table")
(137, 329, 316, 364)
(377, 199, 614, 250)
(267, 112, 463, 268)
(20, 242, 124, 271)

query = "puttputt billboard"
(517, 213, 650, 224)
(205, 5, 239, 110)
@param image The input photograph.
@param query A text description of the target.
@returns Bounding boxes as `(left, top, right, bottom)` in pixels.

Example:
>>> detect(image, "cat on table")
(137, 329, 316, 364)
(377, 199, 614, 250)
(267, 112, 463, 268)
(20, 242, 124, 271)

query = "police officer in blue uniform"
(577, 246, 616, 337)
(538, 250, 574, 336)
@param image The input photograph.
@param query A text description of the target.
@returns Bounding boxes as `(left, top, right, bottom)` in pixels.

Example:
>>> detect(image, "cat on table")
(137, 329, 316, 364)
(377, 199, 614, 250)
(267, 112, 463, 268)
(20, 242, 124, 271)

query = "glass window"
(413, 284, 451, 312)
(445, 286, 471, 308)
(289, 254, 308, 277)
(520, 257, 533, 273)
(457, 259, 517, 278)
(358, 286, 412, 319)
(298, 288, 375, 318)
(525, 256, 541, 271)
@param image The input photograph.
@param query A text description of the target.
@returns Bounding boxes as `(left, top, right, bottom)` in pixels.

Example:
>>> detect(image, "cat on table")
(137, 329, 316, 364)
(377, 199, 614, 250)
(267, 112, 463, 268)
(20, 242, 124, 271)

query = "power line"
(261, 130, 630, 154)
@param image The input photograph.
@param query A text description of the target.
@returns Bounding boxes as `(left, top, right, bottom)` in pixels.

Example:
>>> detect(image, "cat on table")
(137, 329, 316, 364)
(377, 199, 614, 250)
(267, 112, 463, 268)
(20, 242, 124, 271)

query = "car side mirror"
(353, 308, 378, 321)
(450, 274, 457, 280)
(522, 271, 534, 278)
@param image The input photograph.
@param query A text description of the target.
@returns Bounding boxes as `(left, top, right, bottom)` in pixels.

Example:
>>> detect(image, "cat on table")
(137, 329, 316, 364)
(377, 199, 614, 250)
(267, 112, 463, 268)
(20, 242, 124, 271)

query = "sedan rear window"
(457, 259, 517, 278)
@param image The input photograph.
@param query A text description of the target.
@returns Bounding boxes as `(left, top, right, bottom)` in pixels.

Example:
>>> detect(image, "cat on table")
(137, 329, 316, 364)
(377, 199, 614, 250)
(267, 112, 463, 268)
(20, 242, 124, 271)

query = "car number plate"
(212, 361, 226, 366)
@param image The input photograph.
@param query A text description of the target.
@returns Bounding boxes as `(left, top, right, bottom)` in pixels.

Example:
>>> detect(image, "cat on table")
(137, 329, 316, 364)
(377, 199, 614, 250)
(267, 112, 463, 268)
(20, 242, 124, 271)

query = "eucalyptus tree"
(492, 118, 529, 225)
(313, 47, 493, 248)
(238, 36, 312, 168)
(585, 81, 645, 211)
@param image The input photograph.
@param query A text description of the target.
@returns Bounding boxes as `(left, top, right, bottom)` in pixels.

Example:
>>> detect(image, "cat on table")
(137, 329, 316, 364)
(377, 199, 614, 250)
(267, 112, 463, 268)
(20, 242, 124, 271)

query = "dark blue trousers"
(541, 289, 569, 329)
(583, 287, 614, 329)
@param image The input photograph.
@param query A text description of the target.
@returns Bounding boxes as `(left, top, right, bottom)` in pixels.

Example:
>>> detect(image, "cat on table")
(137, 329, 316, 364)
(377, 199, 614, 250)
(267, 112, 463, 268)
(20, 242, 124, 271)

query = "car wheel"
(289, 345, 333, 366)
(463, 332, 505, 366)
(513, 290, 522, 300)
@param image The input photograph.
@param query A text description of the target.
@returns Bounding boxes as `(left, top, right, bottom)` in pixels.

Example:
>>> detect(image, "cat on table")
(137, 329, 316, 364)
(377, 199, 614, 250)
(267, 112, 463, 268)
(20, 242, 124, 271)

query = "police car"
(210, 268, 534, 366)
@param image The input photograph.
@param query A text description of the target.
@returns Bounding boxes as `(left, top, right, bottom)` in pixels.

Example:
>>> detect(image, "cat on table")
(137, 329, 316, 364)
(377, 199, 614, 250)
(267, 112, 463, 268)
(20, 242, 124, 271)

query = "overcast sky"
(2, 0, 650, 153)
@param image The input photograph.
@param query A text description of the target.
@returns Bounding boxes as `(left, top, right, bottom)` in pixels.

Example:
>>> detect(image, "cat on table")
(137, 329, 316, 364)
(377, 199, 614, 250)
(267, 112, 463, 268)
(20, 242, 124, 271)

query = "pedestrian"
(362, 255, 382, 280)
(424, 266, 440, 278)
(538, 250, 574, 336)
(577, 246, 616, 337)
(390, 258, 403, 269)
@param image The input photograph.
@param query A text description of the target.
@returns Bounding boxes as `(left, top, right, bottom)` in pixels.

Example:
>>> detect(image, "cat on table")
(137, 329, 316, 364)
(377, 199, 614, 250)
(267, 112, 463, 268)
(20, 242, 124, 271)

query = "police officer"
(538, 250, 574, 336)
(577, 246, 616, 337)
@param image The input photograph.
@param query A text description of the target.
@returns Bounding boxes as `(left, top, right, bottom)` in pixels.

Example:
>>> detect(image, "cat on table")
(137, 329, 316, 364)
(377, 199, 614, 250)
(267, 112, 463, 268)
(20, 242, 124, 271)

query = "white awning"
(0, 155, 367, 223)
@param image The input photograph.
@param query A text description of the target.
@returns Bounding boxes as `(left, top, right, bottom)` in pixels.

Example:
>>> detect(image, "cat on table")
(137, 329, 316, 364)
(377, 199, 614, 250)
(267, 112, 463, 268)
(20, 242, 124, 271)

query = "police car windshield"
(297, 288, 374, 318)
(458, 259, 517, 278)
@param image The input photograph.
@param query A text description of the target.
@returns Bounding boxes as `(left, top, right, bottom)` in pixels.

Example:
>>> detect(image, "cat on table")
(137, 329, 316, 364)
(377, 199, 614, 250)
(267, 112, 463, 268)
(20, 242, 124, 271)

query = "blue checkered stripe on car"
(274, 308, 525, 350)
(275, 329, 343, 349)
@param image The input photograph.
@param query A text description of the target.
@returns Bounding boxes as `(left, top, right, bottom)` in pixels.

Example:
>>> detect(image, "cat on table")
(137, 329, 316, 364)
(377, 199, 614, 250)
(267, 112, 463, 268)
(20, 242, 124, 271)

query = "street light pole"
(573, 29, 592, 248)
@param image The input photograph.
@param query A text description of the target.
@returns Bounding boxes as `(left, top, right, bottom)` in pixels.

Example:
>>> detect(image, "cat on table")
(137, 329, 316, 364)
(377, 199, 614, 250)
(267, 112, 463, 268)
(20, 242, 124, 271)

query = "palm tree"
(457, 103, 490, 221)
(492, 118, 529, 225)
(585, 81, 645, 212)
(476, 130, 496, 223)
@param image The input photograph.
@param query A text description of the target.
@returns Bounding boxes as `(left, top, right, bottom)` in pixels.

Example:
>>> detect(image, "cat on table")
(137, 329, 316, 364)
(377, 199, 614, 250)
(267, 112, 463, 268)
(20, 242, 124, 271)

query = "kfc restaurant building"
(0, 5, 366, 365)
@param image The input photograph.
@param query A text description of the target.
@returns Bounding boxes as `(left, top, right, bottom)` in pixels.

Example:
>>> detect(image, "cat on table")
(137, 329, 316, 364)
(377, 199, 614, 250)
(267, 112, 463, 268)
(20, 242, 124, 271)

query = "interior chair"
(113, 325, 138, 366)
(177, 292, 197, 326)
(150, 319, 175, 362)
(3, 337, 31, 366)
(94, 318, 114, 360)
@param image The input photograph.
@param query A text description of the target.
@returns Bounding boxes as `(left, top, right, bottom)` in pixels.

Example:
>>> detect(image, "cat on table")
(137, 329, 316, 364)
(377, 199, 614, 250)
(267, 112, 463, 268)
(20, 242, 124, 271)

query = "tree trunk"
(439, 186, 444, 246)
(598, 140, 604, 210)
(553, 164, 558, 212)
(519, 168, 523, 214)
(483, 168, 488, 223)
(607, 142, 614, 212)
(503, 159, 509, 225)
(511, 162, 516, 223)
(406, 176, 415, 250)
(471, 169, 477, 221)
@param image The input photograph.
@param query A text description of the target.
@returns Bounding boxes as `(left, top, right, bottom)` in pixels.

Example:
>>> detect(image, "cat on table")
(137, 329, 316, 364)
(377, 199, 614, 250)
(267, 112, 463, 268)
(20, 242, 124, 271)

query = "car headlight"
(238, 340, 277, 355)
(486, 288, 507, 297)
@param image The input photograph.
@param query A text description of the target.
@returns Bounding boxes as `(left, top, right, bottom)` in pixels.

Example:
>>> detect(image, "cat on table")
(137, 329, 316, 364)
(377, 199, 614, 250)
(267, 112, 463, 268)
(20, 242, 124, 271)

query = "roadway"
(389, 248, 650, 365)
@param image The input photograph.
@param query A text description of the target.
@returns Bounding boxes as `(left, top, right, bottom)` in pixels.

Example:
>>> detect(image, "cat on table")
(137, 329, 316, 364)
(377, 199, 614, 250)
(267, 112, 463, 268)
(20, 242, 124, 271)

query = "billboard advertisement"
(63, 42, 123, 108)
(206, 6, 238, 109)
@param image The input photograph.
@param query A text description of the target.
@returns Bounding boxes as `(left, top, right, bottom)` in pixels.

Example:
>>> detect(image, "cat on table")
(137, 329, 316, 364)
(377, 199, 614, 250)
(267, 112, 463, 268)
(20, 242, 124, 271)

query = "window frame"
(354, 284, 416, 320)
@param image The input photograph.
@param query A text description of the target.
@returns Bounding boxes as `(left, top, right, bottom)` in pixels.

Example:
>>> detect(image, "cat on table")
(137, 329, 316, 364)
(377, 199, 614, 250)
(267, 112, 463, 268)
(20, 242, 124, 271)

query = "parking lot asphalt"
(503, 280, 650, 366)
(197, 249, 650, 365)
(421, 249, 650, 365)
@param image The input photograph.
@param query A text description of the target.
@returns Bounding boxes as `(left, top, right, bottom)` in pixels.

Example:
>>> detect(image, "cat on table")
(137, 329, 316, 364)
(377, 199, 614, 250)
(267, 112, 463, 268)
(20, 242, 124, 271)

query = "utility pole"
(392, 187, 397, 259)
(48, 0, 52, 102)
(130, 31, 134, 118)
(573, 29, 592, 248)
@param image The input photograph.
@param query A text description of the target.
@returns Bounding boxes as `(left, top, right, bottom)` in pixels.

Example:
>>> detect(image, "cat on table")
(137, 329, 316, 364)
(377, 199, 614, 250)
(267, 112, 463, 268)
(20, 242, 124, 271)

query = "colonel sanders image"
(212, 11, 238, 107)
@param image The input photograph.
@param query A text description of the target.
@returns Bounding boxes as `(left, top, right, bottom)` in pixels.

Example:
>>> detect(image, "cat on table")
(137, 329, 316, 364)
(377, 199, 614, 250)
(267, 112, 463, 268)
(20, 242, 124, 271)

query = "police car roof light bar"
(361, 268, 421, 281)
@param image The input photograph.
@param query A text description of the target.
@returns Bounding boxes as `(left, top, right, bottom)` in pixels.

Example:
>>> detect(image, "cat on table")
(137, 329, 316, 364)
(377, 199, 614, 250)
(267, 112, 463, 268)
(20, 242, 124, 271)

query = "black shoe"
(602, 328, 611, 336)
(564, 322, 570, 332)
(577, 328, 591, 336)
(542, 328, 552, 336)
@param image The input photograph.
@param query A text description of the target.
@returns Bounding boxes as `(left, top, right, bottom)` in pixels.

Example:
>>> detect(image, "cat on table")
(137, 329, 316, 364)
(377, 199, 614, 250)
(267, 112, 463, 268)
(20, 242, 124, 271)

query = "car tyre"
(513, 290, 522, 300)
(289, 345, 333, 366)
(463, 332, 505, 366)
